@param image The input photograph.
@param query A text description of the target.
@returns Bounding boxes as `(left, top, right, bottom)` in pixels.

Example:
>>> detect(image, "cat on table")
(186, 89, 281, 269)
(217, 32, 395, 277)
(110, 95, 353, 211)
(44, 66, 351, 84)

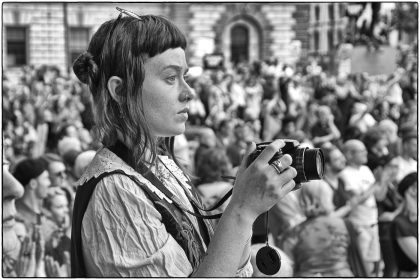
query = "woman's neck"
(116, 131, 158, 167)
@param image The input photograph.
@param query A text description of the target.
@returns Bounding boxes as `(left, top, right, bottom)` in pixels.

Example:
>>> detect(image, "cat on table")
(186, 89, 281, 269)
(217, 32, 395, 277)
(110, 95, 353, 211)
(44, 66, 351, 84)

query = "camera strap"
(155, 158, 234, 219)
(109, 140, 231, 220)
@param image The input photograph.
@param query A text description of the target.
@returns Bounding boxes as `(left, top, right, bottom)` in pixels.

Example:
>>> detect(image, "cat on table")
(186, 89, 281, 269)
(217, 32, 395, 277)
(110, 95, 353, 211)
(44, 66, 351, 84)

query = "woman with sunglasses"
(71, 8, 297, 277)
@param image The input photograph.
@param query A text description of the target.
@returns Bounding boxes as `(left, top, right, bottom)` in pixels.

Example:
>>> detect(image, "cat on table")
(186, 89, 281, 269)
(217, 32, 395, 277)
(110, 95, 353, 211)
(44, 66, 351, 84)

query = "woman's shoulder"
(77, 148, 173, 204)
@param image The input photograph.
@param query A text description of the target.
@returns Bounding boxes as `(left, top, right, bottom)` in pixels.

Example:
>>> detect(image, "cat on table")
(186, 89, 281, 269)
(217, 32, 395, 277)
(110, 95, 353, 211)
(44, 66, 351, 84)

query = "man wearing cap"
(13, 157, 52, 237)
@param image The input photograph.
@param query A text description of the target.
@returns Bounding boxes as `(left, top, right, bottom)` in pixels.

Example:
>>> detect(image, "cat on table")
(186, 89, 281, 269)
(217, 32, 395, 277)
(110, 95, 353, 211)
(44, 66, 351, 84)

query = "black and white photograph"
(2, 1, 418, 277)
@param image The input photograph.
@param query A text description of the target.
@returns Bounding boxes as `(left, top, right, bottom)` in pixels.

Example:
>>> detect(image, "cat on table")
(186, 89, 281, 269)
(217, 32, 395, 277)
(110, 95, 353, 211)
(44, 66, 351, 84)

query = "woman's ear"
(107, 76, 123, 104)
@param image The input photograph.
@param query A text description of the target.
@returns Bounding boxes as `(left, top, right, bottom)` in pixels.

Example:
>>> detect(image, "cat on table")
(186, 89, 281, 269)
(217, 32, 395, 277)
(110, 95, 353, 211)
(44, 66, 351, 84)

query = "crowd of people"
(2, 37, 417, 277)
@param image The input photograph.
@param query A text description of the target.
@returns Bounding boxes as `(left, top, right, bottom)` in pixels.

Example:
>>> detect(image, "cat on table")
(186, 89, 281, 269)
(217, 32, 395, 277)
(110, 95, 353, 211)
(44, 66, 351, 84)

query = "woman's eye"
(166, 76, 176, 83)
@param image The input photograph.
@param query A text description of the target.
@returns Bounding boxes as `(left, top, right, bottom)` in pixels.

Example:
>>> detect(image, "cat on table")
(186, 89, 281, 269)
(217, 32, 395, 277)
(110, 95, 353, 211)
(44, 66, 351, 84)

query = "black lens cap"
(256, 245, 281, 275)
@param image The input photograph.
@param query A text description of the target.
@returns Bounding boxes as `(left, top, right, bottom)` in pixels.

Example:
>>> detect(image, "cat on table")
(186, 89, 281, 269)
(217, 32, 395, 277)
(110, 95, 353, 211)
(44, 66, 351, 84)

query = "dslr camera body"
(247, 140, 325, 184)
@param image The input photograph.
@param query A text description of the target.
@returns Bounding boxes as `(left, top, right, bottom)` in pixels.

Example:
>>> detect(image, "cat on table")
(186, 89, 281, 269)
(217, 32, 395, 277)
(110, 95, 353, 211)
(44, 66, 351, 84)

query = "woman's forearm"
(397, 237, 418, 264)
(193, 205, 254, 277)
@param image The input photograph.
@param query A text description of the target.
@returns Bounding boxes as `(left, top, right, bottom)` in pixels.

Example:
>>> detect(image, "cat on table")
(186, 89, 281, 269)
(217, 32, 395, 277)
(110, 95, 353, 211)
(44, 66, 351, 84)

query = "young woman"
(71, 8, 297, 277)
(391, 172, 418, 277)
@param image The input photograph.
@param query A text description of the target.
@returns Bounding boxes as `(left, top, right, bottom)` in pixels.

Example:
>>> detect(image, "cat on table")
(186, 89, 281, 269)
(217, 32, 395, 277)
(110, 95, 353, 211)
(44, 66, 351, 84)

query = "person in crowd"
(3, 154, 66, 277)
(226, 121, 254, 170)
(193, 127, 218, 171)
(244, 74, 263, 126)
(391, 129, 417, 183)
(3, 156, 25, 275)
(229, 68, 247, 119)
(269, 188, 306, 245)
(339, 139, 381, 276)
(274, 115, 297, 140)
(377, 119, 401, 158)
(71, 8, 297, 277)
(215, 118, 234, 147)
(206, 70, 231, 128)
(391, 172, 418, 277)
(311, 105, 341, 147)
(278, 180, 367, 277)
(61, 149, 82, 188)
(260, 91, 286, 141)
(362, 127, 391, 172)
(12, 157, 52, 237)
(321, 143, 348, 210)
(43, 187, 71, 271)
(348, 102, 377, 138)
(57, 136, 82, 159)
(195, 147, 233, 216)
(375, 157, 404, 277)
(73, 150, 96, 180)
(42, 153, 70, 188)
(186, 77, 206, 126)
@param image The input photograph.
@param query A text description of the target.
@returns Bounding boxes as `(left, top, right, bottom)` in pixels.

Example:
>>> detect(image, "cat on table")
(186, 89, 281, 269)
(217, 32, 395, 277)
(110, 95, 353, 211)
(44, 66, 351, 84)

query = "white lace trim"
(158, 156, 193, 196)
(75, 148, 173, 203)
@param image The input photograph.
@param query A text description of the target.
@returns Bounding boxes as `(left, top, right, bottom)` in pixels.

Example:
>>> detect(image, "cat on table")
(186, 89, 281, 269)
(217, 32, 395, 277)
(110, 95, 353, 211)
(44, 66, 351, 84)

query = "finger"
(29, 241, 36, 262)
(280, 178, 296, 194)
(63, 251, 71, 265)
(63, 251, 71, 276)
(21, 257, 29, 276)
(270, 154, 293, 173)
(254, 140, 285, 165)
(20, 236, 30, 257)
(45, 256, 52, 276)
(277, 166, 297, 183)
(53, 261, 60, 276)
(236, 141, 256, 175)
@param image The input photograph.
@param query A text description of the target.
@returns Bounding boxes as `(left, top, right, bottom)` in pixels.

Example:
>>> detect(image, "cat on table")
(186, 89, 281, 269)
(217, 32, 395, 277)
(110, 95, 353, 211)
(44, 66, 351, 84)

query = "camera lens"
(303, 148, 324, 180)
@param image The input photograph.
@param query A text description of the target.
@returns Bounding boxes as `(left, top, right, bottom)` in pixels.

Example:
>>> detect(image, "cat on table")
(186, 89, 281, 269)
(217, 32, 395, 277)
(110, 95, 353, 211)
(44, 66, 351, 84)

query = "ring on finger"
(271, 159, 283, 174)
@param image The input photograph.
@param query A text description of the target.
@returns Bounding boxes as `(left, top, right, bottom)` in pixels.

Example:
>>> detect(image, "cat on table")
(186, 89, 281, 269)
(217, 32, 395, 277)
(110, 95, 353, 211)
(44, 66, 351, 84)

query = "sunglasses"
(108, 7, 144, 39)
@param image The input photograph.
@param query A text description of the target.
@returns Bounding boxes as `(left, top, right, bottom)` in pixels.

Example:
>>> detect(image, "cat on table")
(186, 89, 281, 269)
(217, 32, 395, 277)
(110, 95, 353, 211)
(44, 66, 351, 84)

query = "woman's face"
(328, 149, 346, 172)
(141, 47, 192, 138)
(50, 194, 69, 225)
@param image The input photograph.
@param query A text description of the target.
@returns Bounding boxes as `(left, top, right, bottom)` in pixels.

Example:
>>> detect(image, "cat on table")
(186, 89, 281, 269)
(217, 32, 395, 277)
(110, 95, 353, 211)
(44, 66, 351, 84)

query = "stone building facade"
(3, 2, 347, 74)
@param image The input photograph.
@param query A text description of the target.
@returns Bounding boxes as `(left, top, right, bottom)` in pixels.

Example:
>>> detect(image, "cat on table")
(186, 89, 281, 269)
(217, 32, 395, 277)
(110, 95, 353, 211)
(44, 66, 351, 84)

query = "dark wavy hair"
(72, 14, 187, 170)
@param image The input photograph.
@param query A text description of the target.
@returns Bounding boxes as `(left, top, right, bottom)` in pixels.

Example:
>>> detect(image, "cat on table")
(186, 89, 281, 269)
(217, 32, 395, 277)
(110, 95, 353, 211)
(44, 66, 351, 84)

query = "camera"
(247, 140, 325, 184)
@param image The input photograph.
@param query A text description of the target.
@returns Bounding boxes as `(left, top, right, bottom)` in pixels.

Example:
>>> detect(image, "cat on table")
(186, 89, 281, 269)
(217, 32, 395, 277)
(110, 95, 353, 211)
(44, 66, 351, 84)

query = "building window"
(69, 27, 90, 63)
(328, 29, 334, 50)
(337, 29, 343, 43)
(6, 26, 28, 66)
(315, 5, 320, 22)
(329, 4, 335, 21)
(314, 30, 319, 51)
(339, 3, 346, 17)
(230, 24, 249, 65)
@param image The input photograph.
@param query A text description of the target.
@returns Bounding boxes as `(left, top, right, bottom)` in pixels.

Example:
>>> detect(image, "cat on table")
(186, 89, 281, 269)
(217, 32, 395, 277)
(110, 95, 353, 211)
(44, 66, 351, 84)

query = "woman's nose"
(181, 84, 194, 102)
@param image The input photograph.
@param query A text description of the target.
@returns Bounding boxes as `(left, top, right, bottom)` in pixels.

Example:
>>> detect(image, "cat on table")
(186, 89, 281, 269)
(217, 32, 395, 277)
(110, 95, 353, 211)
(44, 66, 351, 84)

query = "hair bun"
(72, 51, 98, 85)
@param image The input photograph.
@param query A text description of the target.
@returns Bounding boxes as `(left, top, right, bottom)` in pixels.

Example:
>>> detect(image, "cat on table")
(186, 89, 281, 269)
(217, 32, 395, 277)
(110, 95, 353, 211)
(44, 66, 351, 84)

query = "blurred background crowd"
(2, 1, 418, 278)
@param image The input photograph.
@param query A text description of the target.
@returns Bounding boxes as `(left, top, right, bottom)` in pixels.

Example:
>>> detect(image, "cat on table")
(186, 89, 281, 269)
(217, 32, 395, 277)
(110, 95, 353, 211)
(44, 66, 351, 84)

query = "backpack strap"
(71, 170, 122, 277)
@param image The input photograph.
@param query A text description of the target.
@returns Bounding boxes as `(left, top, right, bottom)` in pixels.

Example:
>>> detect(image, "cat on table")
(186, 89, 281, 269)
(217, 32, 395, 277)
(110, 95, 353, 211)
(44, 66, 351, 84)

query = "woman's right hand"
(229, 140, 297, 222)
